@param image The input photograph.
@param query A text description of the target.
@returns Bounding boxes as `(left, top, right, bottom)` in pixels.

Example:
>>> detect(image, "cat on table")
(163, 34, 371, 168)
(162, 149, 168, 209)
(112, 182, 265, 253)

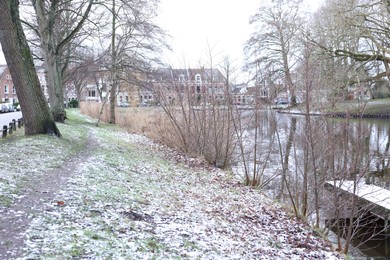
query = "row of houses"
(0, 65, 49, 104)
(79, 67, 258, 107)
(0, 65, 297, 108)
(3, 64, 386, 108)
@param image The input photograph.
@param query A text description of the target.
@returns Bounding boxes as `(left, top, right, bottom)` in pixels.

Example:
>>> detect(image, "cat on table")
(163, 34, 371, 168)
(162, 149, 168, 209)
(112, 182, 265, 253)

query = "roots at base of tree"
(52, 110, 66, 123)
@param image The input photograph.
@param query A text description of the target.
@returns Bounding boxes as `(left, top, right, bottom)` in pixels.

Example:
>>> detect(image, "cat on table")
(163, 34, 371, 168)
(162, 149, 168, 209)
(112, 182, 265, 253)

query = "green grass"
(0, 109, 90, 208)
(320, 98, 390, 115)
(284, 98, 390, 118)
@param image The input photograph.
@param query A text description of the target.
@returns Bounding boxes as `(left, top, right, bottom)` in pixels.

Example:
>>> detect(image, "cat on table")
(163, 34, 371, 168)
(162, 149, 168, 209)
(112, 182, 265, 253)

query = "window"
(6, 74, 11, 80)
(88, 90, 96, 97)
(195, 74, 201, 83)
(4, 85, 8, 94)
(12, 86, 16, 94)
(179, 74, 185, 82)
(195, 74, 202, 95)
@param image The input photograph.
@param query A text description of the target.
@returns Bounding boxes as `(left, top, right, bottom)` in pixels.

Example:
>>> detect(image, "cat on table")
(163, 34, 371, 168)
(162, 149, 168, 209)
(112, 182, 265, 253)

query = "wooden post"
(17, 118, 21, 128)
(386, 217, 389, 256)
(12, 119, 16, 131)
(2, 125, 7, 138)
(8, 123, 12, 134)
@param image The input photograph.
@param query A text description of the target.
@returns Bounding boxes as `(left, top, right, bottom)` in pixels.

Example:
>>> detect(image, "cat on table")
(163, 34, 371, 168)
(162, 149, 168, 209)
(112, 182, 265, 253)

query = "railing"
(2, 118, 24, 138)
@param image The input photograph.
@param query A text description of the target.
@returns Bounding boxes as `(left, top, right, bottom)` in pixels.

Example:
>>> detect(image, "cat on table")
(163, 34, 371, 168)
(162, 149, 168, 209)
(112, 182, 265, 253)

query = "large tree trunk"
(33, 0, 66, 122)
(109, 0, 117, 124)
(0, 0, 61, 136)
(32, 0, 93, 122)
(280, 31, 296, 106)
(45, 54, 66, 122)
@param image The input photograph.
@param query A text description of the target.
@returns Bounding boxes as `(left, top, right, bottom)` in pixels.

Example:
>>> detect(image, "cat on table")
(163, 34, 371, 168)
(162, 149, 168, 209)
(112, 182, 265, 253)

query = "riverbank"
(328, 98, 390, 116)
(279, 98, 390, 119)
(0, 109, 343, 259)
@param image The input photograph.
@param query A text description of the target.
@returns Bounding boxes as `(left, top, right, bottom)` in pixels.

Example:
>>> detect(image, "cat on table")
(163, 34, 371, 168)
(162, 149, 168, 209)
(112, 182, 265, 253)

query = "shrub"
(69, 99, 79, 108)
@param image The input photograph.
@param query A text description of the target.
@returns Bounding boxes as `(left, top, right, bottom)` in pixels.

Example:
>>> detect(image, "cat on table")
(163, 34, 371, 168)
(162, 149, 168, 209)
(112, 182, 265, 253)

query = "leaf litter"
(0, 110, 343, 259)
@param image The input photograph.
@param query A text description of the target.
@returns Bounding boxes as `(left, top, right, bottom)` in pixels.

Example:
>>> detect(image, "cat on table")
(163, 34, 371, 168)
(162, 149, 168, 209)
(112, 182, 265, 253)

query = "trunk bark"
(45, 54, 66, 121)
(32, 0, 93, 122)
(110, 0, 117, 124)
(33, 0, 66, 122)
(0, 0, 61, 136)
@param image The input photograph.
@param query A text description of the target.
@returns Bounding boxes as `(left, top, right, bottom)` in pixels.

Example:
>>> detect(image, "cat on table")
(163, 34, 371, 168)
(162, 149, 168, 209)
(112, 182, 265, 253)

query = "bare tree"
(0, 0, 60, 136)
(95, 0, 167, 124)
(31, 0, 94, 122)
(150, 61, 236, 168)
(245, 0, 306, 106)
(313, 0, 390, 92)
(64, 49, 97, 102)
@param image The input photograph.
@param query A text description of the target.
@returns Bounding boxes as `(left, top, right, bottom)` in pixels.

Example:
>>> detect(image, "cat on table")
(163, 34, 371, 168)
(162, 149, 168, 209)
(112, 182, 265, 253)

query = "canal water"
(231, 109, 390, 258)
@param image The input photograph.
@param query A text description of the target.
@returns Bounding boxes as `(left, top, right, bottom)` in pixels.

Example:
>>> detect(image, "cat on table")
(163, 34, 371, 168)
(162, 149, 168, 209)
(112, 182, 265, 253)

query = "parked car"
(1, 104, 9, 113)
(276, 101, 288, 109)
(140, 100, 157, 107)
(7, 104, 14, 112)
(16, 104, 21, 111)
(120, 101, 129, 107)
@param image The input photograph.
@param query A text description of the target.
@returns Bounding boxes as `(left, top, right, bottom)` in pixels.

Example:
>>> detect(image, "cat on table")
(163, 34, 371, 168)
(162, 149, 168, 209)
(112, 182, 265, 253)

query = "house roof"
(147, 67, 226, 83)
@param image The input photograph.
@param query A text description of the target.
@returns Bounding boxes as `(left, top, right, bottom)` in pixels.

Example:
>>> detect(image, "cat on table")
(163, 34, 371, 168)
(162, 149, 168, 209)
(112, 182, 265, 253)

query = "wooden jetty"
(325, 180, 390, 220)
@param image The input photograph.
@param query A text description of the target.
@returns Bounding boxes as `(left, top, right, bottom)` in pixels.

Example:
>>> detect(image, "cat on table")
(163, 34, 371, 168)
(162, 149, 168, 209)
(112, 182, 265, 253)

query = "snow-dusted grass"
(0, 115, 87, 209)
(1, 110, 342, 259)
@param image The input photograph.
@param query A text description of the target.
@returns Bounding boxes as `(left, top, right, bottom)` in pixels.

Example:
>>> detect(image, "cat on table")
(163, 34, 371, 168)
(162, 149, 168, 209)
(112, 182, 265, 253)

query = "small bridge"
(325, 180, 390, 221)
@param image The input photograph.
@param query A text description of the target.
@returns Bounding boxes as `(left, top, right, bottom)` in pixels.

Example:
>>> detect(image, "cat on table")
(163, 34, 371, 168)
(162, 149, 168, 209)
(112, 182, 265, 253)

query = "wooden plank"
(325, 180, 390, 219)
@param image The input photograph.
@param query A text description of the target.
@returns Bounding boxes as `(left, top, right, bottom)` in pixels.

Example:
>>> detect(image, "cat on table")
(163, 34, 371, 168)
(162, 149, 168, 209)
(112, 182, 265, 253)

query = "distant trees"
(311, 0, 390, 97)
(330, 0, 390, 82)
(246, 0, 390, 103)
(0, 0, 60, 136)
(95, 0, 167, 124)
(63, 49, 98, 102)
(245, 0, 306, 105)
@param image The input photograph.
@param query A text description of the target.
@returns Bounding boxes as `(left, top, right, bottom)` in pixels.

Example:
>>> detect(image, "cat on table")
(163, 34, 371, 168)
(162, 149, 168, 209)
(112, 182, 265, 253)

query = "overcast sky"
(155, 0, 260, 68)
(0, 0, 322, 69)
(156, 0, 323, 69)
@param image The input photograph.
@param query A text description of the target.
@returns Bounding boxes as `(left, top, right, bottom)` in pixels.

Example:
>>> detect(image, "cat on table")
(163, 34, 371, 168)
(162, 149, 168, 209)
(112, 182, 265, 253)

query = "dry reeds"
(79, 101, 235, 167)
(79, 101, 181, 148)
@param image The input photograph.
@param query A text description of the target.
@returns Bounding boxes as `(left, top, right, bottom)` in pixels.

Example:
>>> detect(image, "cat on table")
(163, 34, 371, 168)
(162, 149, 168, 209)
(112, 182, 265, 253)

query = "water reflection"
(233, 109, 390, 258)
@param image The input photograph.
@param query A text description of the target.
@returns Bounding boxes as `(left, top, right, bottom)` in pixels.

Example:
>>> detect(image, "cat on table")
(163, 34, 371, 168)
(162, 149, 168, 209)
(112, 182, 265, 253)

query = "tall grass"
(79, 102, 180, 149)
(79, 101, 236, 167)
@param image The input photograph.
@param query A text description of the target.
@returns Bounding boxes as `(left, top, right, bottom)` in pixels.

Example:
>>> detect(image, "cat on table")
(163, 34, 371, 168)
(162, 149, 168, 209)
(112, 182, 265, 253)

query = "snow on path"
(0, 127, 96, 259)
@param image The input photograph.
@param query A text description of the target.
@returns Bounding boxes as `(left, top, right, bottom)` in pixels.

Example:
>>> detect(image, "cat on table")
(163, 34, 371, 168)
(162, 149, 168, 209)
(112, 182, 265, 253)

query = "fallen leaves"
(1, 110, 343, 259)
(54, 200, 65, 207)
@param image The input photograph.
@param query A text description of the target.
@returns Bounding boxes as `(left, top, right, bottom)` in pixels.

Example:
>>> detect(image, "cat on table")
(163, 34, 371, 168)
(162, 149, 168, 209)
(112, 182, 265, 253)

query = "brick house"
(0, 65, 51, 104)
(144, 67, 227, 106)
(231, 84, 255, 106)
(81, 84, 130, 105)
(0, 65, 17, 103)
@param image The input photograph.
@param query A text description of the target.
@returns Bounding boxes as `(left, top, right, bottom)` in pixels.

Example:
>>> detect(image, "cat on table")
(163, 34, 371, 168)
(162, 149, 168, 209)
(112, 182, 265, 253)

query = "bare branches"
(56, 0, 94, 55)
(334, 49, 390, 63)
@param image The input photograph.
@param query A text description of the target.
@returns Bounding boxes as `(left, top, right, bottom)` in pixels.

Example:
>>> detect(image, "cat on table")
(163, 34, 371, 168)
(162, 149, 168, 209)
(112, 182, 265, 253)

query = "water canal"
(231, 109, 390, 258)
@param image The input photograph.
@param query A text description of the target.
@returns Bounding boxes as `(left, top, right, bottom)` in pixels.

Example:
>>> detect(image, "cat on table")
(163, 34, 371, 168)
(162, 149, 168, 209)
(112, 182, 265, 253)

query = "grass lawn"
(296, 98, 390, 115)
